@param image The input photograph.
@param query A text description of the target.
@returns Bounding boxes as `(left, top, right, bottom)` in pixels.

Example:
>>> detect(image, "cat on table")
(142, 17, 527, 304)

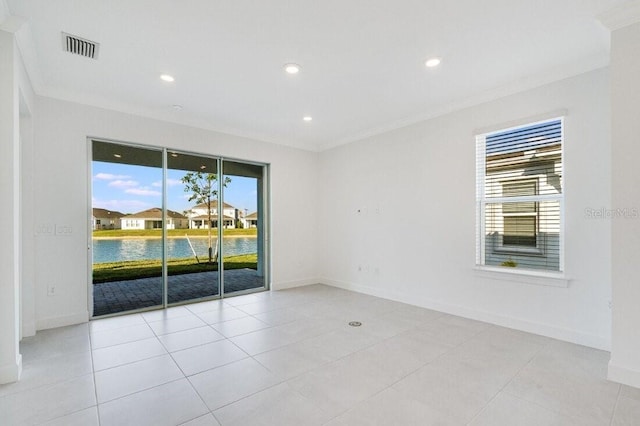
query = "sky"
(92, 161, 258, 215)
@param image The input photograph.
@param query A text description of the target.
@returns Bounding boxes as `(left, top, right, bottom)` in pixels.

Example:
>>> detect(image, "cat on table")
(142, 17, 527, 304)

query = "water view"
(93, 237, 257, 263)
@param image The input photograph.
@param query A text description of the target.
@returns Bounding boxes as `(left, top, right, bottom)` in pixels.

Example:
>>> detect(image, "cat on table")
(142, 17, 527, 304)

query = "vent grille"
(62, 32, 99, 59)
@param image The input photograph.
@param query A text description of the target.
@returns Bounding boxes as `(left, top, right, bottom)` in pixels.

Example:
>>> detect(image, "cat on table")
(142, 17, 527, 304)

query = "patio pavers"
(93, 269, 265, 316)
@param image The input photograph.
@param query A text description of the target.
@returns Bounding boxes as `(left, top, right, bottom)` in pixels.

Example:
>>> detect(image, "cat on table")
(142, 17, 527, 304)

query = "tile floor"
(1, 284, 638, 425)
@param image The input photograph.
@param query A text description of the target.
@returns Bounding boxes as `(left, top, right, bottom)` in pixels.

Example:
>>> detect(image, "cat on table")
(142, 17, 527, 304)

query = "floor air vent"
(62, 32, 99, 59)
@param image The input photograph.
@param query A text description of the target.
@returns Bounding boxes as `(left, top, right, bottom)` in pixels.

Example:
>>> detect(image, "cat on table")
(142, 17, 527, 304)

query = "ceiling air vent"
(62, 32, 99, 59)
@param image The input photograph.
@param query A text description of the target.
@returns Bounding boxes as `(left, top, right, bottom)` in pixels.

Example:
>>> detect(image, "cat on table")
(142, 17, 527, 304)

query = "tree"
(181, 172, 231, 263)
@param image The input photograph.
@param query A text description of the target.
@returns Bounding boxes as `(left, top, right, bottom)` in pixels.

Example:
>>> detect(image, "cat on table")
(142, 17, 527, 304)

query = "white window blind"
(476, 118, 563, 272)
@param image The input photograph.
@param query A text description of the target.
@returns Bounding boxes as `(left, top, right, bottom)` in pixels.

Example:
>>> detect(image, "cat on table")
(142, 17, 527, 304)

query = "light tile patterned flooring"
(1, 284, 638, 425)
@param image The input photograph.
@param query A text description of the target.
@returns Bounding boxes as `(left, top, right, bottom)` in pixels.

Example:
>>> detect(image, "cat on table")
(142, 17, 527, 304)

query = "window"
(476, 118, 563, 272)
(501, 180, 537, 247)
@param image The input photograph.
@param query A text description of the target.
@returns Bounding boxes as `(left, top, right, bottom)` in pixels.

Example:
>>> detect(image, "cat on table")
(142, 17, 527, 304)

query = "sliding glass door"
(166, 152, 221, 304)
(90, 140, 268, 317)
(221, 160, 268, 295)
(91, 141, 164, 316)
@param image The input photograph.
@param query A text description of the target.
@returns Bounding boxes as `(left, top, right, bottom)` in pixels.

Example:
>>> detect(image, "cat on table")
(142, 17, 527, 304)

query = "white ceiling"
(4, 0, 626, 151)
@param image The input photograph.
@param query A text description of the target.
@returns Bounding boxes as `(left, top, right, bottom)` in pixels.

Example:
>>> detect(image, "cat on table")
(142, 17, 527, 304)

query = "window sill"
(474, 266, 570, 288)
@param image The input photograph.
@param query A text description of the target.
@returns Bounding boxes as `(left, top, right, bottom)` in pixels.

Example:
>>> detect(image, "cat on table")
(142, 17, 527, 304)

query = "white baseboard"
(272, 278, 320, 291)
(609, 361, 640, 388)
(320, 278, 610, 351)
(0, 354, 22, 384)
(36, 311, 89, 331)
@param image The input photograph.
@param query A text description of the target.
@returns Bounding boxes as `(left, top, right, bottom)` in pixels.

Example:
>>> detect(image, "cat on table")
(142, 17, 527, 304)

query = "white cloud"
(108, 180, 139, 188)
(93, 199, 149, 214)
(152, 179, 182, 188)
(95, 173, 130, 180)
(125, 188, 162, 197)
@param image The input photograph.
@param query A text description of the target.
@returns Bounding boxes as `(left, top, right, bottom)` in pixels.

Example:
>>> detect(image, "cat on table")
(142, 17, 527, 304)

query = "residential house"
(187, 200, 239, 229)
(121, 208, 188, 230)
(91, 208, 124, 230)
(245, 211, 258, 228)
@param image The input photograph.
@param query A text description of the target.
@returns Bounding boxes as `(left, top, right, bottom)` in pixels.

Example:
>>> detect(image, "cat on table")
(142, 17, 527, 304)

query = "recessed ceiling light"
(303, 116, 313, 122)
(170, 152, 178, 158)
(284, 63, 301, 74)
(425, 57, 441, 68)
(113, 154, 122, 158)
(160, 74, 175, 82)
(200, 165, 207, 170)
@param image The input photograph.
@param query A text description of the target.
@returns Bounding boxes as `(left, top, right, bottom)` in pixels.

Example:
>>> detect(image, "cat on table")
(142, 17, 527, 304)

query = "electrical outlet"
(47, 284, 56, 296)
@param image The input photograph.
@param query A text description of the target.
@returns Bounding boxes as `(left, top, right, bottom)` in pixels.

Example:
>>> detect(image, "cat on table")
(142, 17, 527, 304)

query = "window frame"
(476, 117, 565, 273)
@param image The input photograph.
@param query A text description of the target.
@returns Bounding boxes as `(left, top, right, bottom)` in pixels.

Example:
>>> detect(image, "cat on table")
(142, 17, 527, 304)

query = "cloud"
(95, 173, 131, 180)
(125, 188, 162, 197)
(93, 199, 149, 214)
(108, 180, 139, 188)
(152, 179, 182, 188)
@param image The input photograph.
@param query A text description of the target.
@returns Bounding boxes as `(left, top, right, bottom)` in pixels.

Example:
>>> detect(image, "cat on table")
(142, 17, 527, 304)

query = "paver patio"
(93, 269, 265, 316)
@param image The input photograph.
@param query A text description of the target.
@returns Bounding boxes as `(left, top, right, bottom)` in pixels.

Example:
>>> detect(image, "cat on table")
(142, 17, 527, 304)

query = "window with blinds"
(476, 118, 563, 272)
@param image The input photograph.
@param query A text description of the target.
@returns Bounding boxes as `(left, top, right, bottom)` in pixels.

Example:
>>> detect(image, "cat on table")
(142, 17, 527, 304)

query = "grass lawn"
(93, 254, 257, 283)
(92, 228, 257, 238)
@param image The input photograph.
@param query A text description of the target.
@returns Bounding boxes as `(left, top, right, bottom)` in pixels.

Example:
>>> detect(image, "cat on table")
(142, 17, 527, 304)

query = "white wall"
(0, 26, 35, 383)
(609, 21, 640, 388)
(28, 96, 319, 330)
(319, 69, 612, 350)
(0, 29, 22, 384)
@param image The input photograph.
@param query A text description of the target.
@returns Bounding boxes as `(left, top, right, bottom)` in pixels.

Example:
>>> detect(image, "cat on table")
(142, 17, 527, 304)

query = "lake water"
(93, 237, 257, 263)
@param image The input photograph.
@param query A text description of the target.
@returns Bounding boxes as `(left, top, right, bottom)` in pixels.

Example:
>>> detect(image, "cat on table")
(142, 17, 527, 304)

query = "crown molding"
(598, 1, 640, 31)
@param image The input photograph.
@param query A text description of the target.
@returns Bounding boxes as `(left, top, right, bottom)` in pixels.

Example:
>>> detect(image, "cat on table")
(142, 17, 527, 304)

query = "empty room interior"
(2, 0, 640, 425)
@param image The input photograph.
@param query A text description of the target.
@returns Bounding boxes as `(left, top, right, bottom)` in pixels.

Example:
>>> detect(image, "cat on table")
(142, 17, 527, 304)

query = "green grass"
(93, 254, 257, 283)
(92, 228, 257, 238)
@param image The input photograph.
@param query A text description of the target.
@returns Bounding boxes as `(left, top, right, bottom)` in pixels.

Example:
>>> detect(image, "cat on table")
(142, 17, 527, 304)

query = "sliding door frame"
(219, 158, 271, 298)
(88, 138, 270, 319)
